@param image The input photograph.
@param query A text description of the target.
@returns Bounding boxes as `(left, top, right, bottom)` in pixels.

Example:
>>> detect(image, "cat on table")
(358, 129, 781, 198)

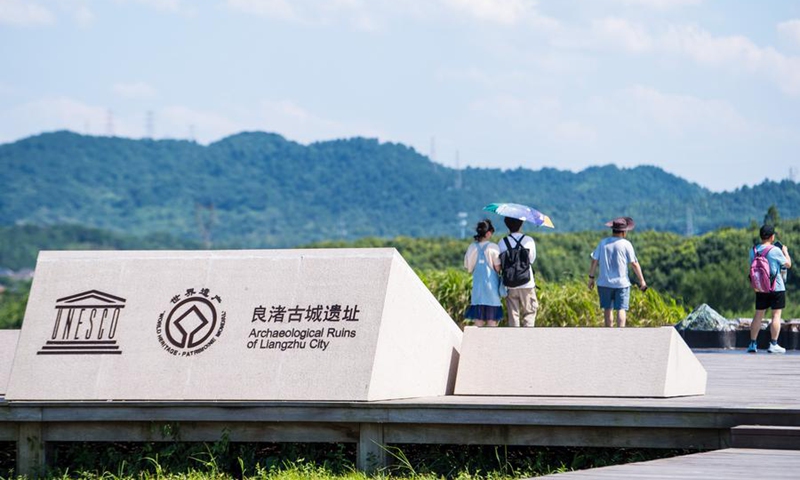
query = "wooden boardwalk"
(1, 351, 799, 476)
(535, 448, 800, 479)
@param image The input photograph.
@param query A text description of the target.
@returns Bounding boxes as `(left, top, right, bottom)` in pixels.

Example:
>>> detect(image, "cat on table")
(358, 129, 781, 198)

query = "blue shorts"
(598, 286, 631, 311)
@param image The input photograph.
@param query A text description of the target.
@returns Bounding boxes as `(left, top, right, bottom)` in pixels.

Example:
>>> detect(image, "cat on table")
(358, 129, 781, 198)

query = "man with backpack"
(498, 216, 538, 327)
(748, 224, 792, 353)
(587, 217, 647, 327)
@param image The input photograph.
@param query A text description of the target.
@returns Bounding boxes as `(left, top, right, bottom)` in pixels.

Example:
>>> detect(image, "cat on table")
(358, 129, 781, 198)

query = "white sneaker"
(767, 343, 786, 354)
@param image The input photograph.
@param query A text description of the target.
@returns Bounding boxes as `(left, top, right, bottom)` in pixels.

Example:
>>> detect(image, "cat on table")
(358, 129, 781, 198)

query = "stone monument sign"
(455, 327, 706, 397)
(6, 249, 462, 401)
(0, 329, 19, 396)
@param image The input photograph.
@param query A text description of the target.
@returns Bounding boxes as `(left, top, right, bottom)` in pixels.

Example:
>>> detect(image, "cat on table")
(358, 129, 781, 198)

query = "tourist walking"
(463, 219, 504, 327)
(498, 217, 538, 327)
(587, 217, 647, 327)
(748, 224, 792, 353)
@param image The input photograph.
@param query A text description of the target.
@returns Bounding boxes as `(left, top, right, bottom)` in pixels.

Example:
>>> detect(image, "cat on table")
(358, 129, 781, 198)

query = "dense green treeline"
(0, 223, 202, 270)
(0, 225, 203, 329)
(3, 131, 800, 247)
(314, 217, 800, 318)
(0, 279, 28, 329)
(2, 218, 797, 330)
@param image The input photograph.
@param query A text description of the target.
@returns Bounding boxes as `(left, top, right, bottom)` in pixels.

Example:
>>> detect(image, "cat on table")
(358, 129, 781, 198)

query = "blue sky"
(1, 0, 799, 191)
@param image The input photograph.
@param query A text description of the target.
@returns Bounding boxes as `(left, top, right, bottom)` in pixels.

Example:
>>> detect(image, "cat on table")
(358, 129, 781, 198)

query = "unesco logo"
(156, 287, 226, 357)
(38, 290, 126, 355)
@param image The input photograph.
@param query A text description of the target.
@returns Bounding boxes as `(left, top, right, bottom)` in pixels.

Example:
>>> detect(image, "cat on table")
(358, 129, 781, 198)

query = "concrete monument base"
(454, 327, 706, 398)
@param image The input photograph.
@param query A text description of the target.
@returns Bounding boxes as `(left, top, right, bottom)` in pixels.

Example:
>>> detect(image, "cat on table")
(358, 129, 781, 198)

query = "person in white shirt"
(587, 217, 647, 327)
(497, 217, 538, 327)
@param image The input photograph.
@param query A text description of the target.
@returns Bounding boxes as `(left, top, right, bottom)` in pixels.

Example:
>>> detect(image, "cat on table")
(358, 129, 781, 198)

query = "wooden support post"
(357, 423, 386, 474)
(17, 423, 46, 478)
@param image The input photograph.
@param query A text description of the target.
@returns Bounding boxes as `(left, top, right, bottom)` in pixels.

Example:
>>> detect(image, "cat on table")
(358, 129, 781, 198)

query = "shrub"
(417, 270, 686, 328)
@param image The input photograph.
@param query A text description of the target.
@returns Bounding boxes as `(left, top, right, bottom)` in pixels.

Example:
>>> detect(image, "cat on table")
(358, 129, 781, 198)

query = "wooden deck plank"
(2, 353, 797, 425)
(1, 350, 799, 476)
(3, 352, 799, 410)
(535, 448, 800, 479)
(0, 352, 798, 452)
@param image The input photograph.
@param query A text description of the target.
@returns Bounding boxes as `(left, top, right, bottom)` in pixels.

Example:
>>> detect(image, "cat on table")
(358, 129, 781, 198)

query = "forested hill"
(2, 130, 799, 247)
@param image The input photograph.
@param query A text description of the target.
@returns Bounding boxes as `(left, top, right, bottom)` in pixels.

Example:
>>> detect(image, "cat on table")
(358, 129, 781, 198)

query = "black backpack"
(500, 235, 532, 287)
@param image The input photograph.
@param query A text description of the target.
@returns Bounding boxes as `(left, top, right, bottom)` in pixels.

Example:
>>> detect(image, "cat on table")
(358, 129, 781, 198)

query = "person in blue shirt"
(748, 224, 792, 353)
(463, 219, 504, 327)
(587, 217, 647, 327)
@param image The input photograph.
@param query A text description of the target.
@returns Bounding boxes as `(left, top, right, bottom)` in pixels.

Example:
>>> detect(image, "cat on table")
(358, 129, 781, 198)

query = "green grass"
(0, 442, 692, 480)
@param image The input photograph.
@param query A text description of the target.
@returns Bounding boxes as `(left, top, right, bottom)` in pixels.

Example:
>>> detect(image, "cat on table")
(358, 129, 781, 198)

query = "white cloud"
(225, 0, 296, 21)
(661, 24, 800, 96)
(112, 81, 157, 99)
(0, 0, 55, 26)
(224, 0, 556, 32)
(435, 66, 536, 88)
(0, 95, 385, 145)
(548, 17, 652, 54)
(605, 0, 703, 9)
(778, 19, 800, 48)
(441, 0, 528, 25)
(552, 120, 598, 143)
(67, 2, 94, 26)
(254, 99, 384, 142)
(550, 20, 800, 96)
(0, 97, 228, 143)
(49, 0, 95, 25)
(112, 0, 196, 16)
(468, 93, 597, 143)
(225, 0, 385, 31)
(0, 97, 109, 143)
(157, 106, 240, 143)
(159, 99, 386, 144)
(590, 17, 652, 53)
(592, 85, 750, 138)
(126, 0, 183, 13)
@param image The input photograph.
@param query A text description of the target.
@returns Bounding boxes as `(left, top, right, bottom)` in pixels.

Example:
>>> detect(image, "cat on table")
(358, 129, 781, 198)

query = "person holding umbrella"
(483, 203, 554, 328)
(463, 219, 504, 327)
(498, 216, 539, 327)
(587, 217, 647, 328)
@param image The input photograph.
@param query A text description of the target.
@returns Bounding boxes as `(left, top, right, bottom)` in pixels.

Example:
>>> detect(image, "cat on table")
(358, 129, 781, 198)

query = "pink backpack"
(749, 245, 776, 293)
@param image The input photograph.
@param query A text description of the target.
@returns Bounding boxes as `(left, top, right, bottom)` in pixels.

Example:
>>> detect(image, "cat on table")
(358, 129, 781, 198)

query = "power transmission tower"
(195, 203, 216, 249)
(454, 150, 463, 190)
(457, 212, 468, 239)
(106, 109, 114, 137)
(430, 136, 438, 172)
(146, 110, 154, 139)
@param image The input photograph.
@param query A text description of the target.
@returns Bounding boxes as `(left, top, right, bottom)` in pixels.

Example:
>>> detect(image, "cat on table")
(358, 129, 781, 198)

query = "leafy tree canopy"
(3, 131, 800, 247)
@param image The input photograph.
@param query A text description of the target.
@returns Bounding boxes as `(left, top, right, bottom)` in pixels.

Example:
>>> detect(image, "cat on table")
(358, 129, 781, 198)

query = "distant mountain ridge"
(1, 130, 798, 247)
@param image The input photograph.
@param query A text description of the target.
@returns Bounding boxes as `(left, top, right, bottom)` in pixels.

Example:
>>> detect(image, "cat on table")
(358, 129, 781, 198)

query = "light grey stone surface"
(6, 249, 462, 401)
(454, 327, 706, 398)
(0, 329, 19, 396)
